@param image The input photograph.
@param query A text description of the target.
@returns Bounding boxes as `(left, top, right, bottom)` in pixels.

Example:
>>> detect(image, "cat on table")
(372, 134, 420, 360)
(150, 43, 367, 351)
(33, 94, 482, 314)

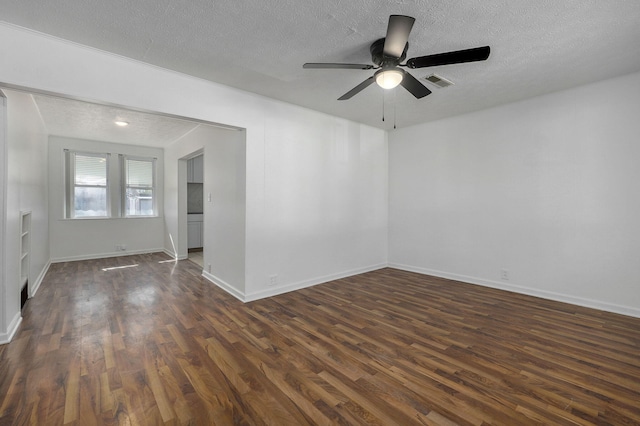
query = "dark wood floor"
(1, 253, 639, 425)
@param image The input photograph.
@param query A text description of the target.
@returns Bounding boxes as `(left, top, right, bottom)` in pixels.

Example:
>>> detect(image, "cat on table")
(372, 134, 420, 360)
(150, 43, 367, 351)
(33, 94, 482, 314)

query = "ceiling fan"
(303, 15, 490, 100)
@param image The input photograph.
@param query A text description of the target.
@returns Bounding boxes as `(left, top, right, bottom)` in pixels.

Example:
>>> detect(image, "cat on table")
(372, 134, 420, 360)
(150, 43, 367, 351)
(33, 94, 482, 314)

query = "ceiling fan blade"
(406, 46, 490, 69)
(383, 15, 415, 59)
(399, 72, 432, 99)
(338, 76, 376, 100)
(304, 63, 375, 70)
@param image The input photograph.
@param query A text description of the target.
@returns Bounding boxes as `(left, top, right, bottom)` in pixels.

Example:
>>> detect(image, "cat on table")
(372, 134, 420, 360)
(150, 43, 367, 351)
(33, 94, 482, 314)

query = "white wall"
(247, 105, 388, 300)
(48, 136, 165, 261)
(164, 125, 246, 295)
(0, 92, 6, 341)
(389, 71, 640, 317)
(1, 89, 50, 343)
(164, 101, 389, 303)
(4, 22, 637, 328)
(204, 130, 246, 294)
(0, 23, 387, 302)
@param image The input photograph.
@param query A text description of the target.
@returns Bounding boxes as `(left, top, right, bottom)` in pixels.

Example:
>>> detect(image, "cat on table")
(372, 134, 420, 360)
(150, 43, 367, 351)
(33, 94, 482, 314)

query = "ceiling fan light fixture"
(375, 68, 404, 89)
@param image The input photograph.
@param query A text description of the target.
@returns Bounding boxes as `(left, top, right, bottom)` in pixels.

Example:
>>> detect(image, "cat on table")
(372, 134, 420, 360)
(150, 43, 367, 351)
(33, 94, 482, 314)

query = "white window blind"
(123, 157, 156, 216)
(75, 154, 107, 185)
(69, 152, 109, 218)
(126, 159, 153, 187)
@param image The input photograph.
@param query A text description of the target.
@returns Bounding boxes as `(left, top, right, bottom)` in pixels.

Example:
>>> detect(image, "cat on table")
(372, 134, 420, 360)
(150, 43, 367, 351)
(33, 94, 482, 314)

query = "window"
(64, 150, 159, 219)
(67, 152, 109, 218)
(123, 156, 156, 216)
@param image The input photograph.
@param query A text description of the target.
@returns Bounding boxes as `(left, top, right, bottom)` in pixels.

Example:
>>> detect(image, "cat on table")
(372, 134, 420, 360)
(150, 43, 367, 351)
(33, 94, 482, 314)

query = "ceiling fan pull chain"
(393, 89, 397, 129)
(382, 89, 386, 122)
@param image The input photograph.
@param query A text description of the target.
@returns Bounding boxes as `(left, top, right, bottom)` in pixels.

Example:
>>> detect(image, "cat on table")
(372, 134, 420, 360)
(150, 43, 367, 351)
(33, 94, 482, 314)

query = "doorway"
(178, 150, 205, 268)
(186, 153, 204, 267)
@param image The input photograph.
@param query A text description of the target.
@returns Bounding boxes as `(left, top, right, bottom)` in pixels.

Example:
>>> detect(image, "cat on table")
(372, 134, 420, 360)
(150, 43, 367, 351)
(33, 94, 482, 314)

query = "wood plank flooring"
(1, 252, 639, 425)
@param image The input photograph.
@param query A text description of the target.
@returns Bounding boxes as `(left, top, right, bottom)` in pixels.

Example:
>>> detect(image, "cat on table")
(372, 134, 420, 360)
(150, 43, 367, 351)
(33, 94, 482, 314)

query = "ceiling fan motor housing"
(370, 38, 407, 67)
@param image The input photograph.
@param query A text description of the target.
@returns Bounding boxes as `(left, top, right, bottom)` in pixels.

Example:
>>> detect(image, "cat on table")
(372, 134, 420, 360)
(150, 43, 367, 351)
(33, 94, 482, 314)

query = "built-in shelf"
(20, 211, 31, 305)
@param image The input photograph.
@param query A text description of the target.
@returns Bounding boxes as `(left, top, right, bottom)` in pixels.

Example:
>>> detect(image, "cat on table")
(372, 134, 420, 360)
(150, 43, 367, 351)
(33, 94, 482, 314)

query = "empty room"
(1, 2, 639, 425)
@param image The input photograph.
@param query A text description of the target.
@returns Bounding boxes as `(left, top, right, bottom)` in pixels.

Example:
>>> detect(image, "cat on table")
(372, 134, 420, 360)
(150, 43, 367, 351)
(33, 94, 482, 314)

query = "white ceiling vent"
(425, 74, 454, 88)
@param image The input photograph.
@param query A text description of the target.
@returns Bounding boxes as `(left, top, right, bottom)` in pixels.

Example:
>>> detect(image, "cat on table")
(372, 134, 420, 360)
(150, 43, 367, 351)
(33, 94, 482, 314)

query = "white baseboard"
(202, 263, 388, 303)
(0, 312, 22, 345)
(161, 249, 188, 260)
(389, 262, 640, 319)
(2, 261, 51, 344)
(51, 248, 166, 263)
(29, 260, 51, 297)
(244, 263, 388, 302)
(202, 271, 245, 302)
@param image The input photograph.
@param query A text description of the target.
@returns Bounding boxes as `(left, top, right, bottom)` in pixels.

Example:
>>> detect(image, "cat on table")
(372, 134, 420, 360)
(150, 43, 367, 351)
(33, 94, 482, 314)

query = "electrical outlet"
(500, 269, 509, 280)
(208, 263, 212, 273)
(269, 275, 278, 287)
(115, 245, 121, 251)
(120, 244, 126, 251)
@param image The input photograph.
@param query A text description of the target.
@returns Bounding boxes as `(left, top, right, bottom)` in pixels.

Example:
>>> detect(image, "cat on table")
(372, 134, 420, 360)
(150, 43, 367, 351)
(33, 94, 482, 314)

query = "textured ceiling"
(2, 0, 640, 131)
(29, 94, 201, 148)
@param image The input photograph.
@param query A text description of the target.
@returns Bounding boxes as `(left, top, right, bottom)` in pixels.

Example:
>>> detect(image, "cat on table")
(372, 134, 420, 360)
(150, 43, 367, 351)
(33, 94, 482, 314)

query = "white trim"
(51, 248, 166, 263)
(203, 264, 388, 303)
(244, 263, 388, 302)
(388, 263, 640, 319)
(162, 248, 187, 260)
(202, 270, 245, 302)
(0, 312, 22, 345)
(28, 260, 51, 297)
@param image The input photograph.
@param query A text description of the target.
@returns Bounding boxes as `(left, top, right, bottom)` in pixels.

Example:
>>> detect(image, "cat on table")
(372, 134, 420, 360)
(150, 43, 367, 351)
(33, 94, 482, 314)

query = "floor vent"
(425, 74, 454, 88)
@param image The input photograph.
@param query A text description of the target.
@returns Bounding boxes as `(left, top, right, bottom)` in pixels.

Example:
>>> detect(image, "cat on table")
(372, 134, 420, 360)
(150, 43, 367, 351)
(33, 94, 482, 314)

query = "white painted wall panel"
(246, 109, 388, 299)
(48, 136, 164, 261)
(0, 25, 387, 297)
(0, 94, 6, 339)
(204, 130, 246, 294)
(0, 24, 388, 301)
(389, 71, 640, 317)
(1, 90, 49, 342)
(164, 125, 246, 294)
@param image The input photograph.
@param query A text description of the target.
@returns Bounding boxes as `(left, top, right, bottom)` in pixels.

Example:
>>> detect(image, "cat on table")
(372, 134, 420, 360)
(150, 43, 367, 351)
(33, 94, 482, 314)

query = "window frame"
(121, 155, 157, 218)
(65, 150, 110, 219)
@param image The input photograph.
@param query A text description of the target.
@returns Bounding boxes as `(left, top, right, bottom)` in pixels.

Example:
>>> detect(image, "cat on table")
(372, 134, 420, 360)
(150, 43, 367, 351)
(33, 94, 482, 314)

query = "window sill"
(61, 216, 162, 221)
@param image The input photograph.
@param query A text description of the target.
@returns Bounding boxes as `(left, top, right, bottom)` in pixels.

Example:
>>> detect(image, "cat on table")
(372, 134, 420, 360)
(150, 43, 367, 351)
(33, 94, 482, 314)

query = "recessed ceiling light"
(115, 121, 129, 127)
